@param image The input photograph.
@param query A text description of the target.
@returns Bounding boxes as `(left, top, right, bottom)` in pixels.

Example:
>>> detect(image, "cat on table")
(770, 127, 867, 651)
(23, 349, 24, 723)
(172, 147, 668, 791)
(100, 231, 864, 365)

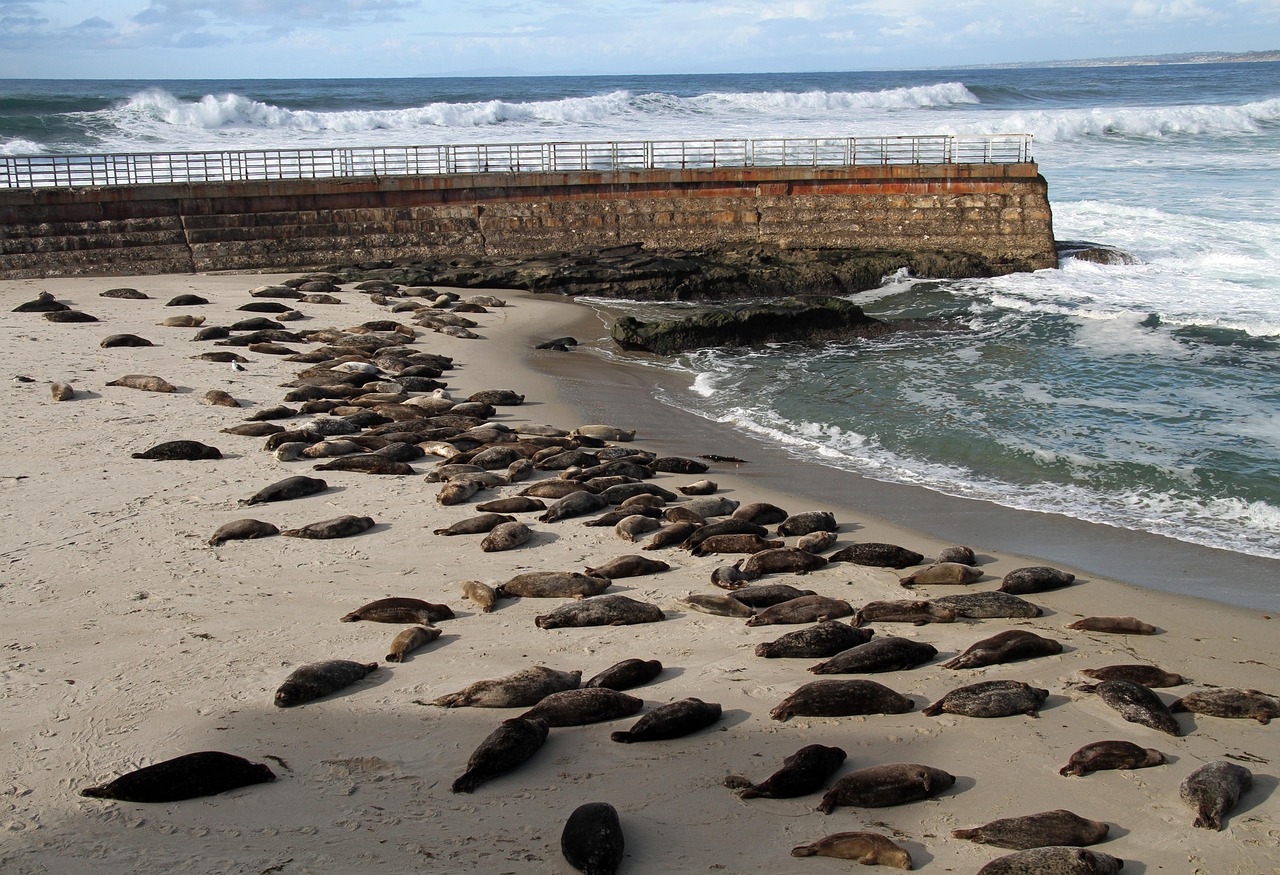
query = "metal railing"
(0, 135, 1033, 189)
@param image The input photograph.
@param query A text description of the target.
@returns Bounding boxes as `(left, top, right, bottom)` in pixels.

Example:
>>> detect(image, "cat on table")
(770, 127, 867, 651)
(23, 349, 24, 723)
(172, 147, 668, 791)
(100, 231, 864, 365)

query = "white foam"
(0, 139, 44, 156)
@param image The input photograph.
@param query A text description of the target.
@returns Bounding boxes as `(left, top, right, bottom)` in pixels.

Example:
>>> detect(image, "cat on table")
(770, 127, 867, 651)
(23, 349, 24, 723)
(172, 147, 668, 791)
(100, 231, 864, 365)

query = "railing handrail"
(0, 134, 1033, 190)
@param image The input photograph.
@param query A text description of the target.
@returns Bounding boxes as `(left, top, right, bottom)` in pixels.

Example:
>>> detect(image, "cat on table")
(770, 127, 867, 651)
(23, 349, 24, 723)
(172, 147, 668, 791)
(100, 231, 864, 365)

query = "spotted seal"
(731, 502, 790, 525)
(771, 679, 913, 722)
(817, 763, 955, 813)
(729, 584, 817, 608)
(341, 597, 452, 624)
(1180, 760, 1253, 830)
(755, 622, 873, 659)
(828, 543, 924, 569)
(481, 520, 532, 552)
(1000, 565, 1076, 594)
(584, 555, 669, 579)
(584, 659, 663, 691)
(740, 547, 829, 578)
(942, 629, 1063, 670)
(610, 698, 721, 743)
(106, 374, 177, 393)
(1065, 616, 1158, 634)
(929, 591, 1043, 619)
(976, 847, 1123, 874)
(240, 475, 328, 505)
(1059, 740, 1167, 777)
(1077, 679, 1182, 736)
(808, 637, 938, 675)
(744, 595, 852, 626)
(518, 688, 644, 726)
(433, 513, 517, 536)
(1170, 688, 1280, 724)
(131, 440, 222, 461)
(451, 717, 549, 794)
(853, 599, 957, 626)
(80, 751, 275, 802)
(281, 514, 375, 539)
(922, 680, 1050, 718)
(535, 595, 665, 629)
(690, 534, 783, 556)
(1079, 665, 1186, 687)
(432, 665, 581, 708)
(790, 833, 912, 869)
(497, 571, 611, 599)
(274, 660, 378, 707)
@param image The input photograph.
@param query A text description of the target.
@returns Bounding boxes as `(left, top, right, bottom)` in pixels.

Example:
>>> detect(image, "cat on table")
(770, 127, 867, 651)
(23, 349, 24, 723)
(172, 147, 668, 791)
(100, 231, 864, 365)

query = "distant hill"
(963, 50, 1280, 69)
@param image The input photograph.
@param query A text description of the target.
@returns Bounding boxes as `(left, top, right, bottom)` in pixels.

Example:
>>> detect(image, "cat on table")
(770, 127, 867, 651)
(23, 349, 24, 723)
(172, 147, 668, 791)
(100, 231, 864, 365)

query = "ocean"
(3, 65, 1279, 590)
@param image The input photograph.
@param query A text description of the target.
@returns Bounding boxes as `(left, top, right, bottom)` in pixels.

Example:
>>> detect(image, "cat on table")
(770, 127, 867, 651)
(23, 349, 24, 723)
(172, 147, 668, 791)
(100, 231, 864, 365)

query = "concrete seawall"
(0, 163, 1055, 279)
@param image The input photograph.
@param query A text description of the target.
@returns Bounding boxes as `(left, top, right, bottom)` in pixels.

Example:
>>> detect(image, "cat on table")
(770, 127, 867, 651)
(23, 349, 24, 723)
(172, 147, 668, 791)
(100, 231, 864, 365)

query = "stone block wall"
(0, 164, 1056, 279)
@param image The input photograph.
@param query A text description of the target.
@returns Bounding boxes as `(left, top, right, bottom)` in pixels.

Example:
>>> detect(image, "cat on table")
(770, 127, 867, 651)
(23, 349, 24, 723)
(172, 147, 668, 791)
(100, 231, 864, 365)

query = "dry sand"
(1, 273, 1277, 874)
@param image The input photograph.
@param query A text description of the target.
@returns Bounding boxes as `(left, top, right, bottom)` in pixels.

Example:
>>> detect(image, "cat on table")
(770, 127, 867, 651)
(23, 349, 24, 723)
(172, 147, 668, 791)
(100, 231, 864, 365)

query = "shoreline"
(2, 274, 1276, 874)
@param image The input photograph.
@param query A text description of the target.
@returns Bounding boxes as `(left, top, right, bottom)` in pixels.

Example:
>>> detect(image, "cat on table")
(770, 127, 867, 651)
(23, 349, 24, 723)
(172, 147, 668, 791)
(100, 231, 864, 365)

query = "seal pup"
(160, 314, 205, 327)
(584, 659, 663, 691)
(853, 600, 957, 626)
(280, 514, 375, 539)
(80, 751, 275, 803)
(481, 520, 532, 552)
(432, 666, 582, 708)
(953, 810, 1109, 850)
(790, 832, 912, 869)
(1077, 679, 1182, 736)
(341, 597, 453, 624)
(828, 543, 924, 569)
(808, 637, 938, 675)
(728, 744, 847, 799)
(240, 475, 328, 505)
(942, 629, 1064, 669)
(610, 697, 721, 742)
(105, 374, 177, 393)
(1170, 688, 1280, 723)
(584, 555, 669, 579)
(937, 545, 977, 565)
(433, 513, 516, 536)
(676, 593, 756, 619)
(131, 440, 222, 461)
(274, 660, 378, 707)
(208, 519, 279, 546)
(616, 514, 663, 542)
(679, 479, 718, 496)
(744, 594, 852, 626)
(929, 591, 1042, 619)
(498, 571, 611, 599)
(561, 801, 625, 875)
(50, 381, 75, 401)
(461, 580, 498, 613)
(1000, 565, 1076, 594)
(451, 717, 550, 794)
(1066, 616, 1158, 634)
(796, 531, 838, 553)
(976, 847, 1123, 874)
(817, 763, 955, 813)
(201, 389, 239, 408)
(1059, 740, 1167, 777)
(755, 622, 874, 659)
(518, 688, 644, 726)
(1180, 760, 1253, 830)
(1079, 665, 1186, 687)
(385, 625, 441, 662)
(899, 562, 983, 586)
(535, 594, 665, 629)
(770, 679, 913, 722)
(437, 479, 486, 505)
(923, 680, 1049, 718)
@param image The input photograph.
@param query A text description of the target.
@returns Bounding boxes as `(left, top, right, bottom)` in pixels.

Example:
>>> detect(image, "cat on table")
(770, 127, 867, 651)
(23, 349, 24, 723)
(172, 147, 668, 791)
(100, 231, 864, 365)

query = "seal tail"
(339, 612, 361, 622)
(1059, 764, 1082, 777)
(450, 773, 480, 794)
(79, 785, 111, 798)
(921, 701, 944, 717)
(609, 731, 634, 743)
(950, 828, 981, 841)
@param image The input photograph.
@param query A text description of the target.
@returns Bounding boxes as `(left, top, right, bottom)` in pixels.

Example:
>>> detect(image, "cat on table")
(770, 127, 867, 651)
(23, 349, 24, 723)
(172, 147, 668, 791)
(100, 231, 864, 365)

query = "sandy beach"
(1, 272, 1277, 874)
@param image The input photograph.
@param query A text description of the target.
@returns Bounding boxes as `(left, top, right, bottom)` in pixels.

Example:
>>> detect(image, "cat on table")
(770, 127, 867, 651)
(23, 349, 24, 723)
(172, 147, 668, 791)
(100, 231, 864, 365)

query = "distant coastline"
(955, 49, 1280, 69)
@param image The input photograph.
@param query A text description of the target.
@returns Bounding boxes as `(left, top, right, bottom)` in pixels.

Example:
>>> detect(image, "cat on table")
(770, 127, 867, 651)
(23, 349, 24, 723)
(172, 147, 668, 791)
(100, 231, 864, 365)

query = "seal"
(433, 514, 517, 536)
(584, 555, 670, 579)
(616, 514, 662, 542)
(385, 625, 441, 662)
(651, 456, 708, 474)
(437, 480, 486, 505)
(201, 389, 240, 408)
(573, 424, 636, 441)
(341, 597, 453, 624)
(50, 382, 75, 401)
(676, 593, 756, 618)
(584, 659, 663, 691)
(451, 716, 550, 794)
(518, 688, 644, 726)
(678, 479, 718, 496)
(106, 374, 177, 393)
(498, 571, 611, 599)
(937, 545, 977, 565)
(1079, 665, 1186, 687)
(789, 832, 912, 869)
(739, 547, 828, 578)
(539, 491, 609, 522)
(313, 456, 413, 475)
(1077, 679, 1182, 736)
(561, 802, 625, 875)
(1066, 616, 1158, 634)
(1170, 688, 1280, 724)
(223, 422, 285, 437)
(682, 519, 769, 550)
(770, 679, 914, 722)
(585, 508, 663, 528)
(817, 763, 954, 813)
(1000, 565, 1076, 594)
(808, 637, 938, 675)
(208, 518, 279, 546)
(432, 666, 582, 708)
(131, 440, 222, 461)
(796, 531, 838, 553)
(461, 580, 498, 613)
(281, 514, 375, 539)
(160, 315, 205, 327)
(776, 511, 838, 536)
(731, 502, 791, 525)
(922, 680, 1049, 718)
(828, 543, 924, 569)
(853, 600, 957, 626)
(710, 563, 752, 589)
(1059, 740, 1167, 777)
(929, 591, 1043, 619)
(79, 751, 275, 803)
(467, 389, 525, 406)
(976, 847, 1123, 874)
(100, 333, 154, 348)
(166, 294, 208, 306)
(644, 521, 702, 550)
(535, 594, 665, 629)
(942, 629, 1064, 670)
(100, 288, 150, 300)
(728, 583, 817, 608)
(44, 310, 98, 322)
(898, 562, 983, 586)
(690, 534, 783, 556)
(274, 660, 378, 707)
(755, 622, 873, 659)
(744, 594, 852, 626)
(240, 475, 329, 505)
(730, 744, 847, 799)
(610, 698, 722, 743)
(1180, 760, 1253, 830)
(481, 520, 532, 552)
(683, 496, 740, 518)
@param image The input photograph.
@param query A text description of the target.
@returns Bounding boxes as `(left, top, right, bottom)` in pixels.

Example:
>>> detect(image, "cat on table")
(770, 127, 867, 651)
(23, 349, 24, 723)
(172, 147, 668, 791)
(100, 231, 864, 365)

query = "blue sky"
(2, 0, 1277, 79)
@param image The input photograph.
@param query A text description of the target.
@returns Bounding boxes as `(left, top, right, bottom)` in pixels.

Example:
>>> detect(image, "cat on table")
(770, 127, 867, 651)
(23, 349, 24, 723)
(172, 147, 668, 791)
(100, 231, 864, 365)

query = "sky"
(1, 0, 1278, 79)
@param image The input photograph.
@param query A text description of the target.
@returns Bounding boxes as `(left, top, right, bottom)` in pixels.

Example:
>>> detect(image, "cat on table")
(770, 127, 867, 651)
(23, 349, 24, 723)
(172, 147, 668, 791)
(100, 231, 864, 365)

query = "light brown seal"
(1078, 664, 1186, 687)
(898, 562, 983, 586)
(461, 580, 498, 613)
(744, 594, 852, 626)
(481, 520, 532, 552)
(106, 374, 176, 393)
(432, 665, 581, 708)
(790, 832, 912, 869)
(50, 381, 75, 401)
(497, 572, 611, 599)
(1066, 616, 1158, 634)
(676, 593, 756, 618)
(584, 555, 669, 579)
(385, 625, 441, 662)
(517, 688, 644, 726)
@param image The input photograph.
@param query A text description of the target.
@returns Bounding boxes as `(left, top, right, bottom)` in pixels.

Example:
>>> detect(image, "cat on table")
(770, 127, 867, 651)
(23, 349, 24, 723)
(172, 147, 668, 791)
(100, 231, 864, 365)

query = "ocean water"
(3, 65, 1279, 569)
